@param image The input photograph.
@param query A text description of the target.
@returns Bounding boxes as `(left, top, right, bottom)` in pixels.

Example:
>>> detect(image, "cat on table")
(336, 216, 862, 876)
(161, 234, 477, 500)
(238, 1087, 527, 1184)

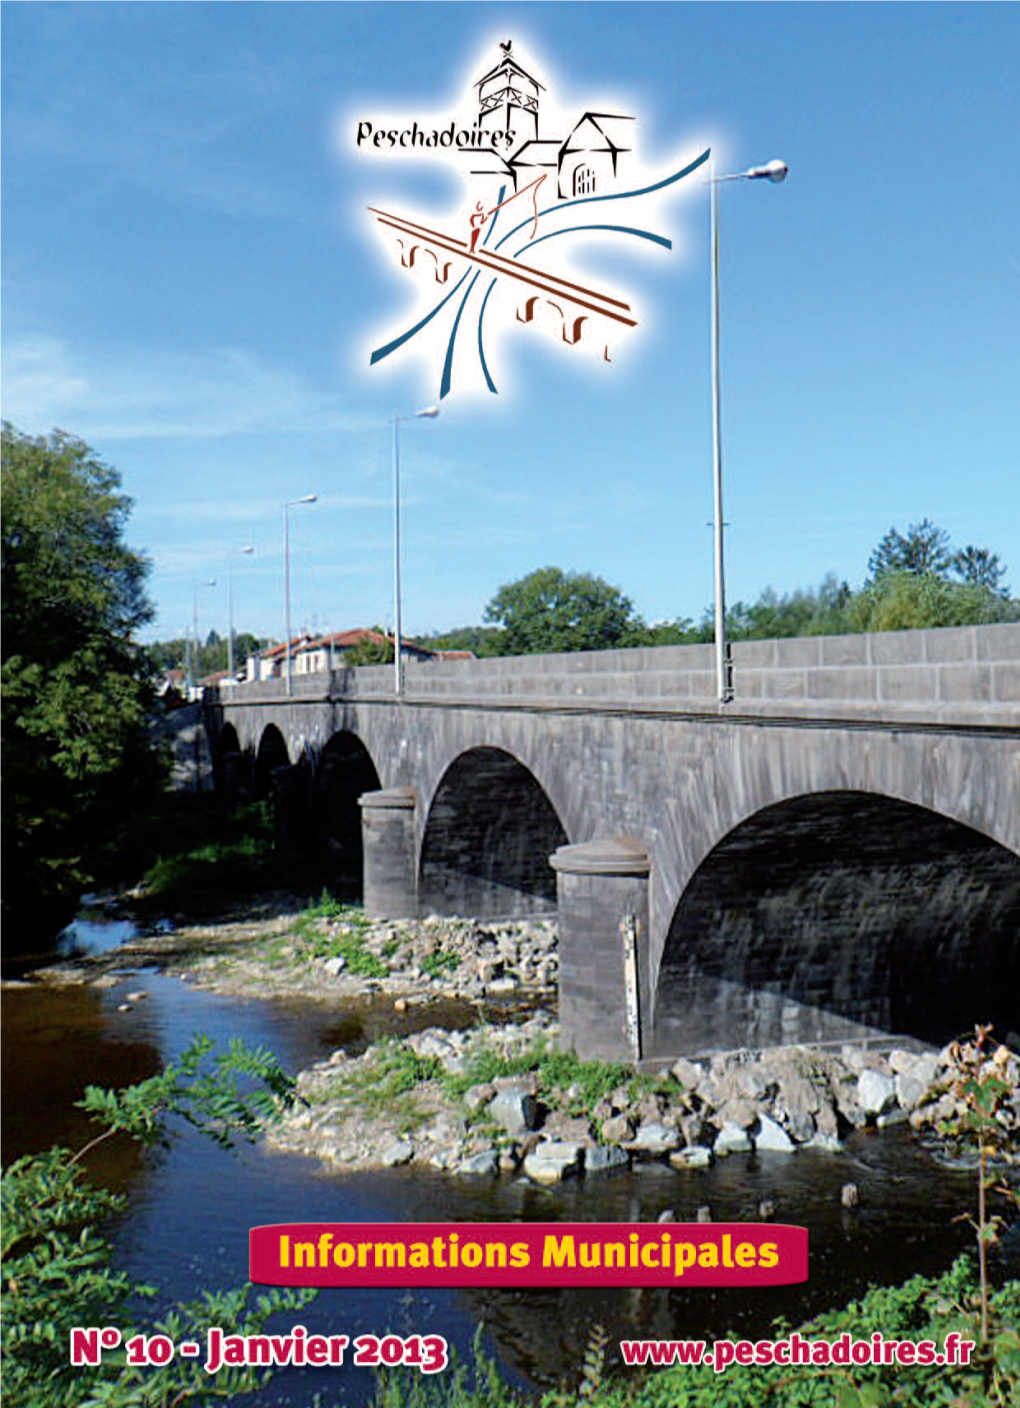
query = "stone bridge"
(206, 623, 1020, 1062)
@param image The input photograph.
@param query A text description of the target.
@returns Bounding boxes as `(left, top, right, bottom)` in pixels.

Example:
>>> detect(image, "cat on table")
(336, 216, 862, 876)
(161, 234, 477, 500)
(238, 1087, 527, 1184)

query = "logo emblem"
(356, 41, 710, 400)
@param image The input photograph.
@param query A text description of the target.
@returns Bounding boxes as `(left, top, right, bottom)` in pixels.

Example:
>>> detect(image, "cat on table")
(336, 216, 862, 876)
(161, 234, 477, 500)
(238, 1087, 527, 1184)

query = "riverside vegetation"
(2, 1013, 1017, 1408)
(18, 877, 1019, 1407)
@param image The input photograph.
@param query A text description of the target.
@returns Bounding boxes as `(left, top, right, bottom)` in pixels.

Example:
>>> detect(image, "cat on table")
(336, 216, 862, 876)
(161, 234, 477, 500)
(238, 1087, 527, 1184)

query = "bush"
(1, 1036, 314, 1408)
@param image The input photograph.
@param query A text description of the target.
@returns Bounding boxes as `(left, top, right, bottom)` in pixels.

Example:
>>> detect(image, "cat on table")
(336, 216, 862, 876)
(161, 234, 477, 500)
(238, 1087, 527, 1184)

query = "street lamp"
(391, 406, 440, 695)
(189, 579, 217, 696)
(227, 545, 254, 680)
(284, 495, 317, 695)
(708, 157, 788, 705)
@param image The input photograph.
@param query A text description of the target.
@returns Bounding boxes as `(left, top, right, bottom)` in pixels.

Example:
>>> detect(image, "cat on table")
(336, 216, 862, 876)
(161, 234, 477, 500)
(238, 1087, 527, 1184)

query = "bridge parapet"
(222, 623, 1019, 729)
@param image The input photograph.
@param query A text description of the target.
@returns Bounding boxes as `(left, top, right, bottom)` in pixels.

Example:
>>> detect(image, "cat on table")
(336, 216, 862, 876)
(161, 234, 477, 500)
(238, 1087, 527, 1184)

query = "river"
(2, 916, 1011, 1406)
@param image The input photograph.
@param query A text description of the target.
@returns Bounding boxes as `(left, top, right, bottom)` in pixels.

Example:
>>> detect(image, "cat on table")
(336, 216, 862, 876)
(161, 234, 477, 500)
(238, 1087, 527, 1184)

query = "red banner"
(250, 1222, 808, 1288)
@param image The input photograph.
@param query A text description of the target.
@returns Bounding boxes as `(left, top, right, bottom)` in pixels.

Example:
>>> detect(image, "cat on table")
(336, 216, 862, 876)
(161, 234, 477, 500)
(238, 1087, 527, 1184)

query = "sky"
(2, 1, 1018, 648)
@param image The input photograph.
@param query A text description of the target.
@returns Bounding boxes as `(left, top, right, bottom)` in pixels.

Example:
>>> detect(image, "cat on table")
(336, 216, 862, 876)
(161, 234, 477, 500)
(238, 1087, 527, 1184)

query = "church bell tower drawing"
(475, 41, 543, 153)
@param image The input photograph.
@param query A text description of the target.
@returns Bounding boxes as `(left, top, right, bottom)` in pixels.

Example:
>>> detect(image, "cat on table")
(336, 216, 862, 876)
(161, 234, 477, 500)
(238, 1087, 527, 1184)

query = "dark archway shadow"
(652, 791, 1020, 1056)
(419, 747, 568, 919)
(213, 722, 251, 807)
(253, 724, 289, 800)
(313, 732, 382, 902)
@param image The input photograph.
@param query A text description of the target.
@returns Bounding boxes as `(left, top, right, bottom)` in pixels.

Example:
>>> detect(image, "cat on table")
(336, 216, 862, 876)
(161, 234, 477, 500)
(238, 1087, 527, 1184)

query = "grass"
(307, 1039, 446, 1109)
(422, 949, 462, 979)
(288, 893, 387, 976)
(134, 797, 319, 913)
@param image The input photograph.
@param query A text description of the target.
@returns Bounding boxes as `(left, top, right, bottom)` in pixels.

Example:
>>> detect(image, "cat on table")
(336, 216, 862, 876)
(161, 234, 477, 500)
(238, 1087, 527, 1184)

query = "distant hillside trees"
(467, 522, 1016, 657)
(148, 631, 270, 681)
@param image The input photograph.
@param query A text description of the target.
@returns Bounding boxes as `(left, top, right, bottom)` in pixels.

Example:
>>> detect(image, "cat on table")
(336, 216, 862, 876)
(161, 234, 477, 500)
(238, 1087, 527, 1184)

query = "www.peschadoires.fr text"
(620, 1331, 975, 1374)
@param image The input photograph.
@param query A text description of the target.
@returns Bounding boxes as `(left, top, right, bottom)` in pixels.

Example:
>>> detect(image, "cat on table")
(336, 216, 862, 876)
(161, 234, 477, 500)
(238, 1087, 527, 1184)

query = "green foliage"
(146, 631, 270, 682)
(441, 1038, 664, 1120)
(1, 423, 164, 943)
(416, 625, 506, 658)
(343, 630, 395, 667)
(954, 545, 1009, 596)
(1, 1036, 311, 1408)
(483, 567, 646, 655)
(290, 895, 387, 975)
(445, 523, 1015, 663)
(368, 1261, 1020, 1408)
(935, 1026, 1020, 1347)
(868, 518, 955, 580)
(421, 949, 461, 979)
(847, 572, 1018, 632)
(133, 798, 322, 917)
(725, 574, 855, 641)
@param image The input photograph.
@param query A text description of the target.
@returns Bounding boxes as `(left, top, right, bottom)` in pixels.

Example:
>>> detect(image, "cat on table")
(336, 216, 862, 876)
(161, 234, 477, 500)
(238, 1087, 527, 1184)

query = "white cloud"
(1, 334, 366, 442)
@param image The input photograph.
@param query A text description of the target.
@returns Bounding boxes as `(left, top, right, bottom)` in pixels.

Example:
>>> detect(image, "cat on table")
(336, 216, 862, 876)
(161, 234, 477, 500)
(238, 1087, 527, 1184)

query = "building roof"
(259, 629, 437, 660)
(561, 112, 634, 159)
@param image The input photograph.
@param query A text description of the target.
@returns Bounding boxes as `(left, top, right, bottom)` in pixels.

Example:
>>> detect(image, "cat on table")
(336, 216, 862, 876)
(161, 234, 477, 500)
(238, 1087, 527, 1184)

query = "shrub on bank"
(369, 1259, 1020, 1408)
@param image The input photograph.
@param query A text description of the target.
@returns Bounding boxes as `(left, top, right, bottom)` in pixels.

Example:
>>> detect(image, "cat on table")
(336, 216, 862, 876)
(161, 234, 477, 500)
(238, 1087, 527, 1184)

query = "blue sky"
(3, 1, 1018, 647)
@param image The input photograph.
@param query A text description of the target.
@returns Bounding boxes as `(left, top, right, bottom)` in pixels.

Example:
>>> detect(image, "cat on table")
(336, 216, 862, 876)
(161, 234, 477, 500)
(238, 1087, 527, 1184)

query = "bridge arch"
(212, 722, 250, 801)
(418, 746, 568, 918)
(651, 790, 1020, 1056)
(253, 724, 289, 799)
(314, 731, 383, 900)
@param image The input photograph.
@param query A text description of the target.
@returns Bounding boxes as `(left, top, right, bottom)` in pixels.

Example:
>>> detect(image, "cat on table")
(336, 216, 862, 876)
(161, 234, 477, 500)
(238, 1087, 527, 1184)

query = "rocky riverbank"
(29, 903, 559, 1007)
(24, 900, 1018, 1186)
(268, 1015, 1019, 1182)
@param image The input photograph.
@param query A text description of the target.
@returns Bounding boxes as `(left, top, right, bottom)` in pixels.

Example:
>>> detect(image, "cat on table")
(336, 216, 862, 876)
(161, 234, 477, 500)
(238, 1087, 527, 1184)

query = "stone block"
(820, 634, 869, 666)
(714, 1123, 752, 1155)
(858, 1068, 896, 1115)
(753, 1115, 795, 1153)
(878, 666, 938, 702)
(937, 665, 992, 702)
(488, 1087, 539, 1134)
(586, 1145, 630, 1174)
(993, 663, 1020, 704)
(775, 637, 823, 668)
(459, 1149, 500, 1177)
(977, 622, 1020, 660)
(807, 667, 879, 701)
(628, 1121, 681, 1154)
(523, 1141, 584, 1184)
(869, 630, 925, 665)
(670, 1146, 712, 1169)
(922, 626, 977, 664)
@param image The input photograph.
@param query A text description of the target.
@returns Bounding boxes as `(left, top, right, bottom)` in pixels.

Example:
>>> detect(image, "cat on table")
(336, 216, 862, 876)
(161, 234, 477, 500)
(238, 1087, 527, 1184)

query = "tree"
(1, 424, 162, 945)
(2, 1035, 312, 1408)
(954, 545, 1009, 597)
(848, 571, 1018, 632)
(483, 566, 645, 654)
(867, 518, 954, 580)
(344, 628, 395, 666)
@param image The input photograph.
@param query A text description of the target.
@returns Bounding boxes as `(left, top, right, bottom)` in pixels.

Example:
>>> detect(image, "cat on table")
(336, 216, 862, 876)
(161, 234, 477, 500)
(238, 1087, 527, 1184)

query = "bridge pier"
(359, 787, 419, 919)
(551, 837, 651, 1062)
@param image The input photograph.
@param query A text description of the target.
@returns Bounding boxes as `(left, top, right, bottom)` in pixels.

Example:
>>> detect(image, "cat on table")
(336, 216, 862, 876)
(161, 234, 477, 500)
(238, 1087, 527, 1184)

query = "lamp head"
(746, 159, 789, 183)
(415, 406, 441, 419)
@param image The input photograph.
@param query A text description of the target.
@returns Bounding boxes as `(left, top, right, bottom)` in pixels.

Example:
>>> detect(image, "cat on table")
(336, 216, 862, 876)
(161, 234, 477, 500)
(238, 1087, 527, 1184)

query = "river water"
(2, 918, 1011, 1406)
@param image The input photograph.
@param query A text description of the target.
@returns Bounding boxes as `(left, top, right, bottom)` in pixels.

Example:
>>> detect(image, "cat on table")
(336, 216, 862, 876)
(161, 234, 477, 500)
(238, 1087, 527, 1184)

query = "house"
(555, 112, 633, 200)
(467, 43, 633, 202)
(247, 630, 437, 682)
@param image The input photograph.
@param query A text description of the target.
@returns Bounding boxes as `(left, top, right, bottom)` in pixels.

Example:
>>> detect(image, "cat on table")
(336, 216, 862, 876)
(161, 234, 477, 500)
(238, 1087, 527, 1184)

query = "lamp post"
(391, 406, 440, 696)
(227, 545, 254, 680)
(284, 495, 317, 695)
(708, 157, 788, 706)
(189, 579, 217, 696)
